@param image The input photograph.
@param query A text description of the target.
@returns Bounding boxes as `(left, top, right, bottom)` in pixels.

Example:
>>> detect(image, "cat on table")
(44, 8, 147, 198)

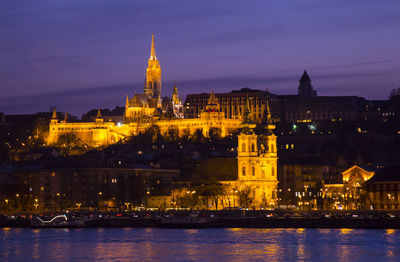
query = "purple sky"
(1, 0, 400, 116)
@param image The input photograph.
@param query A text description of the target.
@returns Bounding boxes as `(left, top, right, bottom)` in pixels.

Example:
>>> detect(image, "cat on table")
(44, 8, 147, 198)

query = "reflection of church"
(47, 34, 243, 147)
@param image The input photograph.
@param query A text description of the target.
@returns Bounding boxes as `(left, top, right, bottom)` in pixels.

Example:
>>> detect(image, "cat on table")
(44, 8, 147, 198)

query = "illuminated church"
(47, 34, 243, 146)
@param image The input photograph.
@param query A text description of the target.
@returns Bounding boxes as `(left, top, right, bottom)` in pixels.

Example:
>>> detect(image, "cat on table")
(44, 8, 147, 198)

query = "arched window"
(242, 143, 246, 152)
(271, 143, 275, 153)
(252, 165, 255, 176)
(242, 166, 246, 176)
(251, 143, 255, 152)
(261, 170, 265, 180)
(271, 166, 275, 176)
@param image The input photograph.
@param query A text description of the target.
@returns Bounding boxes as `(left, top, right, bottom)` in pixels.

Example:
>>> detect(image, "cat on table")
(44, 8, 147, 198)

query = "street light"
(34, 198, 39, 212)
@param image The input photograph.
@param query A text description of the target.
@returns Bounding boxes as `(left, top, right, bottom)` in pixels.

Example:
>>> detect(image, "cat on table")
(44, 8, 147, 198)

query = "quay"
(1, 211, 400, 229)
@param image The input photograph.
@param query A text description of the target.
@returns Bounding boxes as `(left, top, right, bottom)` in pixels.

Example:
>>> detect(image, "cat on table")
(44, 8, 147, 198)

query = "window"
(111, 178, 117, 184)
(242, 166, 246, 176)
(252, 166, 255, 176)
(251, 143, 255, 152)
(272, 167, 275, 176)
(242, 143, 246, 152)
(261, 170, 265, 180)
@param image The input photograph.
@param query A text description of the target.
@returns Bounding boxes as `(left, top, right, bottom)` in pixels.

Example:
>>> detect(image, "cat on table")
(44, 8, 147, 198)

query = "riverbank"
(2, 215, 400, 229)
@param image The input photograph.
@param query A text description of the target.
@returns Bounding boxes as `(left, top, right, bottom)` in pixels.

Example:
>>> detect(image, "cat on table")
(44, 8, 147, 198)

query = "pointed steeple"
(64, 112, 68, 122)
(242, 95, 253, 124)
(157, 94, 162, 109)
(172, 82, 178, 96)
(265, 99, 272, 123)
(207, 89, 218, 105)
(298, 70, 317, 97)
(96, 108, 102, 118)
(300, 70, 311, 82)
(52, 107, 57, 119)
(172, 82, 180, 105)
(125, 95, 129, 107)
(240, 95, 256, 132)
(150, 33, 156, 60)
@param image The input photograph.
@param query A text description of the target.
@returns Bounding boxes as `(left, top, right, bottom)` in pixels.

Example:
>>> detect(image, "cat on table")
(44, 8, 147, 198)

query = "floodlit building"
(323, 165, 375, 210)
(47, 34, 243, 147)
(223, 100, 278, 208)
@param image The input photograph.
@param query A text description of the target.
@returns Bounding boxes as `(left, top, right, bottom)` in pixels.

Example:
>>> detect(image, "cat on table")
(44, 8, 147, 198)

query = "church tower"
(298, 70, 317, 97)
(144, 33, 161, 98)
(236, 97, 278, 207)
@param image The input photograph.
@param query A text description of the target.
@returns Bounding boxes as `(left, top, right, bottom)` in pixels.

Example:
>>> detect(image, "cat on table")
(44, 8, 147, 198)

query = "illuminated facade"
(224, 101, 278, 208)
(323, 165, 375, 210)
(47, 34, 243, 146)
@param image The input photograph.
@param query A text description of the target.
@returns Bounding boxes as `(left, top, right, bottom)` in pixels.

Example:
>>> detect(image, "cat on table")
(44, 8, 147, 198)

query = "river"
(0, 228, 399, 261)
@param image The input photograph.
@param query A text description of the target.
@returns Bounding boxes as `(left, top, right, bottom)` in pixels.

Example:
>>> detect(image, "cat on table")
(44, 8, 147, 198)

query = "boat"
(30, 215, 86, 228)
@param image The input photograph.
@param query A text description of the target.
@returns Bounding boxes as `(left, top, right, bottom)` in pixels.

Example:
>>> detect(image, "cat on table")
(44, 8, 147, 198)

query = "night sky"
(1, 0, 400, 116)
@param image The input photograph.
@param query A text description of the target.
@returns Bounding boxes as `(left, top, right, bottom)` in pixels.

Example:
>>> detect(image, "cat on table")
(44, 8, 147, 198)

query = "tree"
(57, 134, 83, 155)
(167, 127, 179, 142)
(238, 186, 254, 208)
(209, 127, 222, 141)
(192, 129, 204, 143)
(171, 188, 199, 210)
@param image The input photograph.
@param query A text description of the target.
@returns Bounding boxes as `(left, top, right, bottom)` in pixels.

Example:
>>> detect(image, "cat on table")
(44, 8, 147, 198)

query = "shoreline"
(2, 217, 400, 229)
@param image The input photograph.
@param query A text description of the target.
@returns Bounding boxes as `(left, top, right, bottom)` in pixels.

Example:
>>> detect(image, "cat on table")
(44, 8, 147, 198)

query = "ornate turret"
(240, 95, 256, 133)
(61, 112, 68, 123)
(205, 90, 219, 112)
(262, 97, 275, 132)
(96, 108, 102, 118)
(172, 82, 181, 105)
(125, 95, 129, 107)
(95, 108, 104, 124)
(51, 107, 58, 123)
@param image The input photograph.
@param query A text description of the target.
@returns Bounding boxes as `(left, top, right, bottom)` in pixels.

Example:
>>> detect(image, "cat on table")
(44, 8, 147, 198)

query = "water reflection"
(0, 228, 399, 261)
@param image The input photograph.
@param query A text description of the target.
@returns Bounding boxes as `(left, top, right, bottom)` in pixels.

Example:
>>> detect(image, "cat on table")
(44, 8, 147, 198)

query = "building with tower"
(298, 70, 317, 97)
(223, 99, 278, 208)
(47, 34, 244, 147)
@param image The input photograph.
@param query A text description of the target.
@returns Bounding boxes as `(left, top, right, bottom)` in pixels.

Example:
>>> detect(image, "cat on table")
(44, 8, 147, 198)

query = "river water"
(0, 228, 399, 261)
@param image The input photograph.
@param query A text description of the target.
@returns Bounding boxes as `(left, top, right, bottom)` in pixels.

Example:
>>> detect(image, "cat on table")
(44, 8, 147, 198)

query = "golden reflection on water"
(386, 229, 395, 235)
(340, 228, 353, 235)
(385, 229, 396, 258)
(1, 228, 400, 261)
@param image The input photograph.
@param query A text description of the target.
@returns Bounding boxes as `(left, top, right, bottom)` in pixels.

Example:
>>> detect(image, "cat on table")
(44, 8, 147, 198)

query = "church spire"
(240, 95, 256, 133)
(150, 33, 156, 60)
(300, 70, 311, 82)
(52, 107, 57, 119)
(264, 98, 272, 124)
(172, 82, 180, 105)
(207, 89, 218, 105)
(96, 108, 102, 118)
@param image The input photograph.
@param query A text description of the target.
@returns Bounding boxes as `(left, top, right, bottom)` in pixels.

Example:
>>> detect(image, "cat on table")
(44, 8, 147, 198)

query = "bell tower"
(236, 97, 278, 207)
(144, 33, 161, 98)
